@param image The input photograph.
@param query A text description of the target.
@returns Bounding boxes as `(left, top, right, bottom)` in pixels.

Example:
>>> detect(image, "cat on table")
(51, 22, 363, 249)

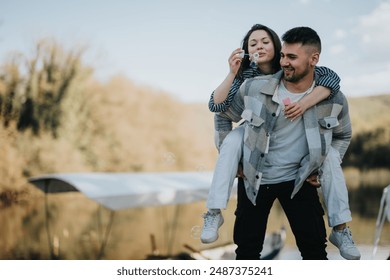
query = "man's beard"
(283, 66, 310, 83)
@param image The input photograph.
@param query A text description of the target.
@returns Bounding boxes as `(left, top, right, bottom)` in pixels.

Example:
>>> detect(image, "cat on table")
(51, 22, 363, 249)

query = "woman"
(200, 24, 360, 260)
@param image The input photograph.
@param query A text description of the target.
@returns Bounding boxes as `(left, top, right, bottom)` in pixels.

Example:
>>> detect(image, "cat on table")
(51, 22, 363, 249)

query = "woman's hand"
(284, 101, 308, 121)
(228, 48, 244, 76)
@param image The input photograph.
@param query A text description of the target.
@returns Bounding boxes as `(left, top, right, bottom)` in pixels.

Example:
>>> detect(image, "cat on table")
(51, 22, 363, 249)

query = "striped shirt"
(208, 66, 340, 113)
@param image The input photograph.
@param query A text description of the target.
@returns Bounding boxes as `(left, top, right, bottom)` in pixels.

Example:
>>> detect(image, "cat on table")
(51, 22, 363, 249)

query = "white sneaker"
(200, 211, 224, 244)
(329, 227, 361, 260)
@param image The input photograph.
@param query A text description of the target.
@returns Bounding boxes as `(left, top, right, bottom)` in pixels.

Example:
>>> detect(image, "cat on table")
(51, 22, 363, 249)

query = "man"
(215, 27, 353, 259)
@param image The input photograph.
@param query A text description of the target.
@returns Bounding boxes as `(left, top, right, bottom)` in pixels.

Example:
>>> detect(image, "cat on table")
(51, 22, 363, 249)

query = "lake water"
(0, 183, 389, 260)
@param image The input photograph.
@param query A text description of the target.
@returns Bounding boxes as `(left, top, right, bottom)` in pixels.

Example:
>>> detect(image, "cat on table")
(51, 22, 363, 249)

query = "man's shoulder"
(242, 74, 274, 89)
(317, 90, 349, 117)
(330, 90, 348, 105)
(246, 74, 274, 83)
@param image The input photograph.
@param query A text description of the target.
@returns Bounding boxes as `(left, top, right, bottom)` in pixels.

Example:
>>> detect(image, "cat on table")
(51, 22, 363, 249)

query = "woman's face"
(247, 29, 275, 67)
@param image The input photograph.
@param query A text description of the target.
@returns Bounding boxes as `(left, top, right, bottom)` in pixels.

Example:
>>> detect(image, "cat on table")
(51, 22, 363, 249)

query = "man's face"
(280, 43, 316, 83)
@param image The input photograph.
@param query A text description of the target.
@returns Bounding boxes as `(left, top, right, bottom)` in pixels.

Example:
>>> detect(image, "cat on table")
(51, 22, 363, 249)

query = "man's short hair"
(282, 27, 321, 53)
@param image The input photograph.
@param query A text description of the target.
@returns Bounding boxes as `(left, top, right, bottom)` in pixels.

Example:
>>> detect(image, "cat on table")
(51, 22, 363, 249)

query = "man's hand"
(236, 163, 245, 178)
(306, 173, 321, 188)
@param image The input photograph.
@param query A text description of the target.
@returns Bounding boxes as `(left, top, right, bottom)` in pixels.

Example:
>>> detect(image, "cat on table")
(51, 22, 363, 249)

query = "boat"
(29, 172, 286, 260)
(28, 171, 215, 259)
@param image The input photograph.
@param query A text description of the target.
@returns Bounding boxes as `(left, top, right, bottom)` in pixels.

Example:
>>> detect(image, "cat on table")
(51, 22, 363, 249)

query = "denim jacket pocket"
(241, 109, 264, 127)
(242, 109, 265, 151)
(318, 116, 338, 156)
(318, 116, 339, 129)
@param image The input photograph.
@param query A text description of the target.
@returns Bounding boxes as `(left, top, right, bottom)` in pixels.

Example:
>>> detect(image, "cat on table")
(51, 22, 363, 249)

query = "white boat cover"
(28, 172, 215, 210)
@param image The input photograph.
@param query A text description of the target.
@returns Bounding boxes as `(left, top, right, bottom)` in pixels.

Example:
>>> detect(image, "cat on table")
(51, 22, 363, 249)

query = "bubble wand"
(238, 51, 259, 68)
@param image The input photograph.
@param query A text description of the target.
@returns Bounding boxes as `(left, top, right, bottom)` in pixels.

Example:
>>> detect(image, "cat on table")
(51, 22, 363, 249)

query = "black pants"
(233, 178, 328, 260)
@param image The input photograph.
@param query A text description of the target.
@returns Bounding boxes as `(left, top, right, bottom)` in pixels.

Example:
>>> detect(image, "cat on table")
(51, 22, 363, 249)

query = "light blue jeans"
(207, 125, 352, 227)
(206, 125, 244, 210)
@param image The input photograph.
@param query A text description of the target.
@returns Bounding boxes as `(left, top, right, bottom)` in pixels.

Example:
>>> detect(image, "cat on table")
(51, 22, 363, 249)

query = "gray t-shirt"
(261, 80, 315, 184)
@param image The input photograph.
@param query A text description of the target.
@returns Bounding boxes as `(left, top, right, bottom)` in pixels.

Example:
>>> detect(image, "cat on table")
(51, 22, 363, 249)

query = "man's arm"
(331, 94, 352, 159)
(213, 114, 233, 149)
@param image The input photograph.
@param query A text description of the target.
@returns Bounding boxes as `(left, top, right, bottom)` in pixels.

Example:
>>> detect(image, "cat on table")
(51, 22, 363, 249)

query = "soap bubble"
(190, 225, 202, 239)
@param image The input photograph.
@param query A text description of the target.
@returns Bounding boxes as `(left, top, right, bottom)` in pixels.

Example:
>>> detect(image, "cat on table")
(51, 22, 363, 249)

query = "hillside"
(348, 94, 390, 134)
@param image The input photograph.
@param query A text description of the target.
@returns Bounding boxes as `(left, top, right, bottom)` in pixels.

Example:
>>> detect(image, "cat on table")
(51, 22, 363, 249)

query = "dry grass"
(0, 75, 218, 193)
(348, 94, 390, 135)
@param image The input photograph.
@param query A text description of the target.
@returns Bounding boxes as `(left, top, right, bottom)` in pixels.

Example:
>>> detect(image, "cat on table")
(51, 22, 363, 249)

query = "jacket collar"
(259, 71, 283, 96)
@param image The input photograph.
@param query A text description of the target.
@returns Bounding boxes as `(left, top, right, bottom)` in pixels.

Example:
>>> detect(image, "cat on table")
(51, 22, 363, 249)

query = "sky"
(1, 0, 390, 103)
